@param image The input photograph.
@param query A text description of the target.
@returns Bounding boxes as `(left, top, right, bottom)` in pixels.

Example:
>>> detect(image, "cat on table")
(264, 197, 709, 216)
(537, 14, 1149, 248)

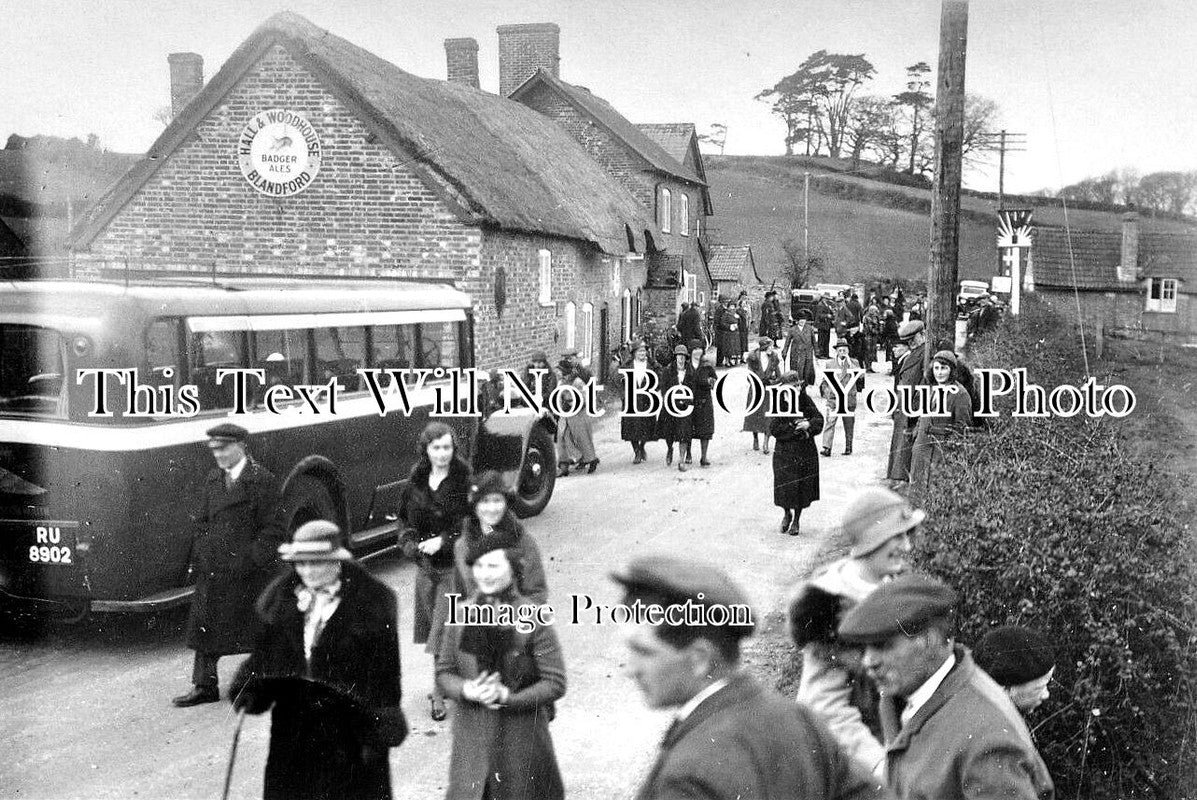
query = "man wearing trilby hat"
(230, 520, 406, 800)
(173, 423, 284, 708)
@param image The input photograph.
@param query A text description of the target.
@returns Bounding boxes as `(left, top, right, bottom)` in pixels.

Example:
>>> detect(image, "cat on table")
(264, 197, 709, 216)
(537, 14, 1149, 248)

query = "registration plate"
(19, 521, 79, 566)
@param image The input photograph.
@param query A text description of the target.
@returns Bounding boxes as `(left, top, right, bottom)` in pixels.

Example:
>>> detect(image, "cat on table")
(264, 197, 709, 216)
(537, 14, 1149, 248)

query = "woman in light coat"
(437, 537, 566, 800)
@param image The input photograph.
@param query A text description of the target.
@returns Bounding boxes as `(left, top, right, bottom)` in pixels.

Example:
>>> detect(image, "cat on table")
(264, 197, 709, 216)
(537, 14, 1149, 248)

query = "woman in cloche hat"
(230, 520, 407, 800)
(619, 340, 659, 464)
(787, 487, 924, 776)
(655, 344, 696, 470)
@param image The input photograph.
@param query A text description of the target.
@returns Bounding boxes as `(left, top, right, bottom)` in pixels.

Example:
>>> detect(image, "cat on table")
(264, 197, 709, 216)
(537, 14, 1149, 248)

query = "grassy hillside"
(705, 155, 1196, 287)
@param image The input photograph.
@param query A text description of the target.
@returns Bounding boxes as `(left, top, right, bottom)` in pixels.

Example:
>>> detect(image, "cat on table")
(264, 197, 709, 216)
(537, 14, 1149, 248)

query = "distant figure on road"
(716, 300, 740, 366)
(231, 520, 407, 800)
(886, 321, 926, 488)
(173, 422, 284, 708)
(758, 290, 784, 343)
(437, 537, 566, 800)
(677, 301, 705, 350)
(770, 372, 824, 536)
(620, 340, 660, 465)
(788, 487, 922, 776)
(614, 555, 887, 800)
(743, 336, 783, 454)
(736, 293, 752, 362)
(815, 293, 837, 358)
(687, 346, 718, 467)
(556, 357, 599, 476)
(781, 310, 818, 387)
(839, 575, 1054, 800)
(820, 339, 865, 457)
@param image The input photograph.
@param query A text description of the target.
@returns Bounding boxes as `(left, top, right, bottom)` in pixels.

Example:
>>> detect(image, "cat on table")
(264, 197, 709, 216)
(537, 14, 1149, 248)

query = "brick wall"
(1037, 288, 1196, 343)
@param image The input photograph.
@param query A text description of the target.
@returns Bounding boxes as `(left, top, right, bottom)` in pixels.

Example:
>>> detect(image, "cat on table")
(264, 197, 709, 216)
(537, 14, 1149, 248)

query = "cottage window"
(538, 249, 553, 306)
(659, 188, 672, 233)
(621, 289, 632, 342)
(1146, 278, 1178, 313)
(611, 258, 622, 296)
(683, 270, 697, 304)
(680, 194, 689, 236)
(695, 216, 701, 239)
(564, 301, 576, 349)
(581, 302, 594, 362)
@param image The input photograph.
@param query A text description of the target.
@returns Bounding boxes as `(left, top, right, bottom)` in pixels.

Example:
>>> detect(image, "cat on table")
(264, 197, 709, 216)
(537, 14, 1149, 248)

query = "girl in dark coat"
(398, 421, 472, 722)
(743, 336, 783, 453)
(769, 373, 824, 536)
(437, 539, 566, 800)
(231, 521, 407, 800)
(655, 345, 695, 470)
(619, 341, 659, 464)
(909, 350, 975, 491)
(687, 345, 718, 466)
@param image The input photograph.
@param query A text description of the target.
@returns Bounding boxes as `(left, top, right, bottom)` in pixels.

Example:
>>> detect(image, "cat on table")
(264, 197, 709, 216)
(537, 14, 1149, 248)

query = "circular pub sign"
(237, 109, 322, 197)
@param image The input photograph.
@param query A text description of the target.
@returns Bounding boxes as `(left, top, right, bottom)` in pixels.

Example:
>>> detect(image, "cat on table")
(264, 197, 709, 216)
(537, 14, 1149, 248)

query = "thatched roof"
(74, 11, 662, 256)
(510, 70, 705, 187)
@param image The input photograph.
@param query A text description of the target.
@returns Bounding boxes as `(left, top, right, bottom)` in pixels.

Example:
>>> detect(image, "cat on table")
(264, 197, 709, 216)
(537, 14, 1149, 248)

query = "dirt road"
(1, 365, 898, 800)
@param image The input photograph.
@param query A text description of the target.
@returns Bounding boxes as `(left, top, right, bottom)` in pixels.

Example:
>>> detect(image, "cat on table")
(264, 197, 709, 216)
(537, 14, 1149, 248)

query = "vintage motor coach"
(0, 279, 557, 620)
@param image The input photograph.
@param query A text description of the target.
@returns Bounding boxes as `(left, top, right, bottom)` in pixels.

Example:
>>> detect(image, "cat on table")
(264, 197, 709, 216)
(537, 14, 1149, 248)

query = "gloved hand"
(231, 686, 272, 715)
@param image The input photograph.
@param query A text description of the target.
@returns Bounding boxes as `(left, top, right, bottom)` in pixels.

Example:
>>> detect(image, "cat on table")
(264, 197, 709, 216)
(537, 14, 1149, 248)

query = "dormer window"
(659, 187, 672, 233)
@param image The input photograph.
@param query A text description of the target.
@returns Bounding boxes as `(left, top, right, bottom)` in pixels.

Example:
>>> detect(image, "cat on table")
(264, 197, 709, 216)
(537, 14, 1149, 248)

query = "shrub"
(912, 297, 1197, 799)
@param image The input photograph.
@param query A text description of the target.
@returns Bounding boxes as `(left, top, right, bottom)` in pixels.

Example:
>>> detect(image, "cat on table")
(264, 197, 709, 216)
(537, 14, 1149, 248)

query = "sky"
(3, 0, 1194, 194)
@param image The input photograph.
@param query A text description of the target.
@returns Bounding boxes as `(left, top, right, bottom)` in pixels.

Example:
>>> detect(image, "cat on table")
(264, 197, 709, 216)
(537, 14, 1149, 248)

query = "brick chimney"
(1118, 211, 1139, 283)
(497, 23, 559, 97)
(168, 52, 204, 118)
(445, 38, 480, 89)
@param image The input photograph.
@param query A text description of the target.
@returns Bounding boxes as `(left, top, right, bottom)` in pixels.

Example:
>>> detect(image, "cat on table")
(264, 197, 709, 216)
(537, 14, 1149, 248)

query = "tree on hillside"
(843, 95, 900, 171)
(758, 51, 875, 158)
(698, 123, 728, 155)
(960, 95, 1000, 166)
(1137, 170, 1197, 215)
(780, 238, 823, 288)
(892, 61, 933, 175)
(1059, 171, 1120, 205)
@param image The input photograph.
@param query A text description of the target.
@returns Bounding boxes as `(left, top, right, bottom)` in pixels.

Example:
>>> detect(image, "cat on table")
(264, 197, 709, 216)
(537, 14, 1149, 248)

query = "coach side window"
(187, 329, 247, 411)
(252, 329, 310, 401)
(144, 319, 180, 390)
(314, 326, 365, 392)
(417, 322, 460, 371)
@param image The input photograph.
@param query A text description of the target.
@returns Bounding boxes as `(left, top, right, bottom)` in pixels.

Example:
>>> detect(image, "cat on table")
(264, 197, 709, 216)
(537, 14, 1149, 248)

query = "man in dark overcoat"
(172, 422, 285, 707)
(885, 322, 926, 487)
(614, 556, 888, 800)
(677, 302, 705, 349)
(814, 293, 837, 358)
(780, 311, 818, 387)
(231, 520, 407, 800)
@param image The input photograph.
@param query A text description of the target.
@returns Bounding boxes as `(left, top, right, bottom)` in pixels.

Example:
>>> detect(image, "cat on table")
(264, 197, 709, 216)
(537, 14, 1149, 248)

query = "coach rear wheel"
(511, 426, 556, 519)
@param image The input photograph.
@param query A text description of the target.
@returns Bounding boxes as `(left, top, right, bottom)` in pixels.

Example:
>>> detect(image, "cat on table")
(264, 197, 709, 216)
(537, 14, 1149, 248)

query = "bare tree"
(843, 95, 898, 171)
(780, 238, 823, 288)
(698, 123, 728, 155)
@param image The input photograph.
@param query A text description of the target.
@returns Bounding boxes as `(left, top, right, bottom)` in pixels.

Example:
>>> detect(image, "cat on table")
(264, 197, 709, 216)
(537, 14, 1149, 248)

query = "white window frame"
(683, 270, 698, 304)
(538, 249, 553, 306)
(580, 302, 594, 362)
(564, 301, 576, 349)
(611, 258, 622, 297)
(621, 289, 632, 342)
(659, 187, 672, 233)
(1146, 278, 1178, 313)
(695, 215, 701, 239)
(680, 193, 689, 236)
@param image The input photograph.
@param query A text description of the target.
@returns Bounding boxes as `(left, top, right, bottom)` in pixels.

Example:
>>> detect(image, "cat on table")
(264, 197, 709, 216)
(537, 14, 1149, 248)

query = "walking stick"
(221, 708, 247, 800)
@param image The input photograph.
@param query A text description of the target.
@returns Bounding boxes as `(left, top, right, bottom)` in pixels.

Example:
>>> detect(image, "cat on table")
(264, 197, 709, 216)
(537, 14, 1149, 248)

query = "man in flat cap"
(173, 423, 285, 707)
(838, 575, 1054, 800)
(885, 321, 925, 488)
(615, 556, 887, 800)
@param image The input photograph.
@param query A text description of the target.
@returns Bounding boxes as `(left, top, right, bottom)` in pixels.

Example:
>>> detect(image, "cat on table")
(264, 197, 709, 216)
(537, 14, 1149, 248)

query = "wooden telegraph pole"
(926, 0, 969, 364)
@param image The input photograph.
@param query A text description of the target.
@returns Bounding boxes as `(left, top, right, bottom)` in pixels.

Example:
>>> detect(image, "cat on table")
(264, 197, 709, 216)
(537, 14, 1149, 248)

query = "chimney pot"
(445, 37, 480, 89)
(497, 22, 560, 97)
(168, 52, 204, 118)
(1119, 211, 1139, 283)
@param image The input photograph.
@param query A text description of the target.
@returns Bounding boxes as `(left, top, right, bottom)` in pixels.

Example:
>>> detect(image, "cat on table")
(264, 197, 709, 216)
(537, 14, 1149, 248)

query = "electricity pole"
(927, 0, 969, 364)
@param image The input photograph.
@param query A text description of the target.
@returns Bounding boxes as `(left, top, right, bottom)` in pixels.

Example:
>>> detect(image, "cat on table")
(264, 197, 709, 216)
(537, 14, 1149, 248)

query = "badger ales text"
(75, 366, 1137, 419)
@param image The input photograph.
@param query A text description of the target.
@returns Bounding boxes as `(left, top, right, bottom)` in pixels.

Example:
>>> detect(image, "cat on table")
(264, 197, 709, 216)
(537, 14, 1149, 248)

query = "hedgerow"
(912, 298, 1197, 799)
